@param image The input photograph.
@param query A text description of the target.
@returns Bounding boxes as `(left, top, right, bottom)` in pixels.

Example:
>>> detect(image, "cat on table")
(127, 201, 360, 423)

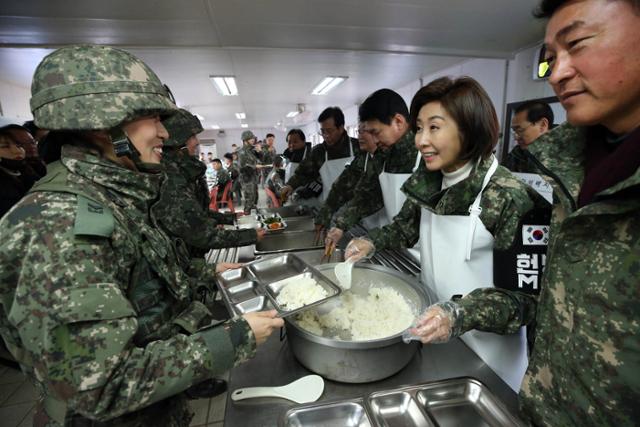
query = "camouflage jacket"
(237, 142, 258, 182)
(368, 154, 547, 251)
(334, 130, 418, 231)
(283, 142, 312, 163)
(260, 146, 277, 165)
(502, 144, 539, 173)
(155, 152, 256, 265)
(314, 150, 374, 228)
(286, 131, 359, 190)
(0, 145, 255, 425)
(449, 123, 640, 426)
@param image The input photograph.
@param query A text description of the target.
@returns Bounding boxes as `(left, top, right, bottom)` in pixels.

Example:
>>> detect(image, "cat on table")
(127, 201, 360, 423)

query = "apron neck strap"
(469, 156, 499, 216)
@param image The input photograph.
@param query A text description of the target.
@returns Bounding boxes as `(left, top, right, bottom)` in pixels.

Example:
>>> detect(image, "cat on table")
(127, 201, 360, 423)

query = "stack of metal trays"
(217, 253, 342, 317)
(280, 378, 524, 427)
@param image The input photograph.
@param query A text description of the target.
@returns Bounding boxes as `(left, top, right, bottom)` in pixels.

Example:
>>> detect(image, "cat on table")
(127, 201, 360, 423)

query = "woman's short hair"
(409, 76, 499, 162)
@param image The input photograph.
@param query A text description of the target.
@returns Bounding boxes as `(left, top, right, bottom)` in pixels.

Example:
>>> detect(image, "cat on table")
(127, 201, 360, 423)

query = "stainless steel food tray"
(279, 216, 316, 232)
(247, 254, 341, 317)
(255, 230, 324, 255)
(217, 253, 340, 317)
(280, 378, 524, 427)
(281, 398, 372, 427)
(259, 213, 288, 233)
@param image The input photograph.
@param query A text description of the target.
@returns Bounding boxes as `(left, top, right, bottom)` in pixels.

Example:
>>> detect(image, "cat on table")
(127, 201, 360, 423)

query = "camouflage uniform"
(237, 134, 259, 213)
(441, 123, 640, 426)
(314, 150, 374, 228)
(502, 145, 539, 173)
(368, 154, 547, 252)
(285, 131, 359, 190)
(0, 45, 256, 427)
(333, 130, 417, 231)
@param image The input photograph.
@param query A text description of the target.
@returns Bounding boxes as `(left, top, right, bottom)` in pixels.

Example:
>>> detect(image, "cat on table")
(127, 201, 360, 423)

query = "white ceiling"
(0, 0, 545, 131)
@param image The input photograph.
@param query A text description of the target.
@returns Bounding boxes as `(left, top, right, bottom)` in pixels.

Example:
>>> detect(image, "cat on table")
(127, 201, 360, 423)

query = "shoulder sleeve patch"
(74, 195, 114, 238)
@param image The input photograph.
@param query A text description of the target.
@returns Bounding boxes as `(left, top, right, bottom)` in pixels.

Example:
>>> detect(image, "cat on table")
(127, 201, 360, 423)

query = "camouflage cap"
(162, 108, 204, 147)
(30, 45, 177, 130)
(241, 130, 256, 141)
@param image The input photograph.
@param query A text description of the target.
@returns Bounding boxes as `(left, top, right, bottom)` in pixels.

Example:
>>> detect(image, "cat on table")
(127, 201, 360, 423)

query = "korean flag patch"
(522, 225, 549, 245)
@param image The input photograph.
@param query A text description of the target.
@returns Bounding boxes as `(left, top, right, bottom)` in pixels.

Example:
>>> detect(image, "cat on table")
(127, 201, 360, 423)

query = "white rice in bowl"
(296, 287, 415, 341)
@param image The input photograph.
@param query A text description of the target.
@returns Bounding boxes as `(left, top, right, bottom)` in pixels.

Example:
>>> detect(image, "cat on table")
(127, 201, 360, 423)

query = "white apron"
(360, 153, 388, 229)
(318, 143, 354, 202)
(419, 156, 528, 392)
(284, 146, 307, 182)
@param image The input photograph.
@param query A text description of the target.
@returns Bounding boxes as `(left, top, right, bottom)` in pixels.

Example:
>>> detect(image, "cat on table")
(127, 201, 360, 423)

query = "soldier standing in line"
(237, 130, 260, 214)
(0, 45, 282, 426)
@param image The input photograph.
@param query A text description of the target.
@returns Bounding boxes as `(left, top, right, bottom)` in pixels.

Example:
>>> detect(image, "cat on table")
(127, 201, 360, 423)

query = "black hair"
(22, 120, 41, 136)
(514, 100, 554, 126)
(0, 124, 29, 137)
(35, 130, 102, 164)
(317, 107, 345, 127)
(358, 88, 409, 125)
(223, 152, 233, 160)
(212, 158, 222, 165)
(286, 128, 306, 141)
(534, 0, 640, 18)
(410, 76, 499, 162)
(266, 133, 275, 138)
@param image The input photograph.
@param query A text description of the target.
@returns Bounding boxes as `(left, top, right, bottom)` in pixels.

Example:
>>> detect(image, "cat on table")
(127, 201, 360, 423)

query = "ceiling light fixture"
(286, 111, 299, 118)
(210, 76, 239, 96)
(240, 123, 249, 128)
(211, 125, 220, 130)
(311, 76, 347, 95)
(235, 112, 246, 120)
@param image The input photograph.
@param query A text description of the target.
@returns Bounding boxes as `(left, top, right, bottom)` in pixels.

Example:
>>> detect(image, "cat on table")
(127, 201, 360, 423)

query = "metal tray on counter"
(282, 398, 372, 427)
(280, 378, 524, 427)
(279, 216, 316, 232)
(259, 213, 288, 233)
(255, 230, 324, 255)
(217, 253, 340, 317)
(247, 254, 341, 317)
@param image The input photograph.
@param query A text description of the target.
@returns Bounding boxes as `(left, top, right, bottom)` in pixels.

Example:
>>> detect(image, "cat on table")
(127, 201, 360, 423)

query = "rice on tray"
(296, 287, 414, 341)
(276, 275, 328, 310)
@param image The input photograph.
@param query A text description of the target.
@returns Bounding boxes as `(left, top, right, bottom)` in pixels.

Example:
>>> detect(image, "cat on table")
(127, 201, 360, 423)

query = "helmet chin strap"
(110, 127, 141, 161)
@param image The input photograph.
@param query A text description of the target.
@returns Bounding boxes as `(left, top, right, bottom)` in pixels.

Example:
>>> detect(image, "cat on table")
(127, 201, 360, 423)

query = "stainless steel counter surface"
(223, 333, 521, 426)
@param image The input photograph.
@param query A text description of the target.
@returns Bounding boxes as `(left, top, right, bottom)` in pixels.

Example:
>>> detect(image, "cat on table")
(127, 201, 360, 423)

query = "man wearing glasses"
(503, 100, 555, 173)
(280, 107, 359, 204)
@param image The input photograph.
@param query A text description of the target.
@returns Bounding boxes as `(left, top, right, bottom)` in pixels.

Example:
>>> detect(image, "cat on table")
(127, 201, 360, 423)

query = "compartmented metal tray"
(217, 253, 340, 317)
(259, 213, 288, 233)
(259, 205, 312, 218)
(281, 399, 372, 427)
(279, 216, 316, 232)
(247, 254, 341, 317)
(280, 378, 524, 427)
(255, 230, 324, 255)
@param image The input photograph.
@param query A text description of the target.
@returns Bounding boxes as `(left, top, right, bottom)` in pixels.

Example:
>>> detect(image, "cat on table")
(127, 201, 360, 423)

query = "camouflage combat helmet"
(241, 130, 256, 141)
(162, 108, 204, 148)
(30, 45, 177, 130)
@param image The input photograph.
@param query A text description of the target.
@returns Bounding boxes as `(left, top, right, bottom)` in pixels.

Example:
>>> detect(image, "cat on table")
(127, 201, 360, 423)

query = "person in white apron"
(346, 77, 550, 392)
(315, 124, 379, 230)
(281, 107, 358, 204)
(326, 89, 420, 249)
(283, 129, 310, 182)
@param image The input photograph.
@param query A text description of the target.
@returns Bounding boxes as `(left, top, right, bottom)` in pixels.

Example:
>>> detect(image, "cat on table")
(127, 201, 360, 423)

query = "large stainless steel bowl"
(285, 263, 431, 383)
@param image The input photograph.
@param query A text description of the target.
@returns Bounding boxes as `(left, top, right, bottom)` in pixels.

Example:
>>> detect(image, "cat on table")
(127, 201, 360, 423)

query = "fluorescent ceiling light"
(286, 111, 299, 118)
(311, 76, 347, 95)
(235, 112, 246, 120)
(211, 125, 220, 130)
(240, 123, 249, 128)
(210, 76, 239, 96)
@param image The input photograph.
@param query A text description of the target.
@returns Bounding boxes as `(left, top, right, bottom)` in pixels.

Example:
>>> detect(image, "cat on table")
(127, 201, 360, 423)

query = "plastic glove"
(344, 237, 375, 262)
(280, 185, 293, 202)
(409, 302, 461, 344)
(324, 227, 344, 253)
(255, 227, 266, 241)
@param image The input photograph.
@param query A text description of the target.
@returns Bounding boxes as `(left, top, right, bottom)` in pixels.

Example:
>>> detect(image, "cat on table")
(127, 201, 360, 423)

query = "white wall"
(0, 80, 32, 121)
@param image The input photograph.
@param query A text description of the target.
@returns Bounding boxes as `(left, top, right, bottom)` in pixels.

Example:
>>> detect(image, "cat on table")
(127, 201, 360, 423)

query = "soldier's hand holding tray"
(243, 310, 284, 345)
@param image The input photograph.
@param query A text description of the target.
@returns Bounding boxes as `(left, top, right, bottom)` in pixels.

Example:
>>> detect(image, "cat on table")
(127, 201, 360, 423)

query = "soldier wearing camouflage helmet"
(155, 109, 263, 280)
(237, 129, 259, 213)
(0, 45, 282, 426)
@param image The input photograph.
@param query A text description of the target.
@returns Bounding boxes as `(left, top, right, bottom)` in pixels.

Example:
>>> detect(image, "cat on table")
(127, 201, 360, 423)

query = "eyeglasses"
(510, 122, 535, 136)
(318, 127, 337, 136)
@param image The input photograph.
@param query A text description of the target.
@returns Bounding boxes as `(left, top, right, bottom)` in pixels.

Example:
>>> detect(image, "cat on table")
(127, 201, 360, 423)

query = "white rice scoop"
(334, 258, 355, 290)
(231, 375, 324, 404)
